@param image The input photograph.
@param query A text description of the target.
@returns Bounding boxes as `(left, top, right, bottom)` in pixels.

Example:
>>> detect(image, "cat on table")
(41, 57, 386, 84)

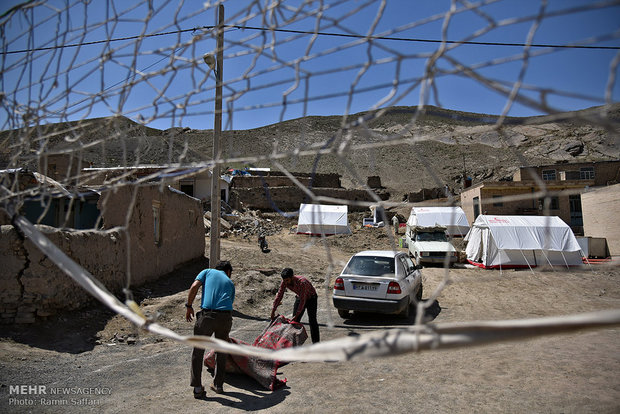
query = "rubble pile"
(204, 209, 283, 239)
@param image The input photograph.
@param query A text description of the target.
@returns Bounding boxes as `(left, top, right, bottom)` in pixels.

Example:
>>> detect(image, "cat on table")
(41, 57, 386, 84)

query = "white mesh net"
(1, 0, 619, 360)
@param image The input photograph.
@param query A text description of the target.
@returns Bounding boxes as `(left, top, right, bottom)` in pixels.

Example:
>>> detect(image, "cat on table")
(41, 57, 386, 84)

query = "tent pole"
(559, 251, 569, 270)
(539, 249, 554, 271)
(519, 249, 535, 274)
(581, 249, 594, 270)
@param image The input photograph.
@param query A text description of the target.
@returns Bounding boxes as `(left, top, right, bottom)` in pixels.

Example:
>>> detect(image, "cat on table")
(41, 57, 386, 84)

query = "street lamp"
(203, 53, 217, 75)
(205, 4, 224, 266)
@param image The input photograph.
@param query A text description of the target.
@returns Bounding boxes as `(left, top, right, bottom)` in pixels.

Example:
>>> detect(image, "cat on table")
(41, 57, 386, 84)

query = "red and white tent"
(465, 215, 583, 269)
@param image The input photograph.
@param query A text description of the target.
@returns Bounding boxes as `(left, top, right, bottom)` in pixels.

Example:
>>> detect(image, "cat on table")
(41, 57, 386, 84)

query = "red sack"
(204, 315, 307, 390)
(253, 315, 308, 349)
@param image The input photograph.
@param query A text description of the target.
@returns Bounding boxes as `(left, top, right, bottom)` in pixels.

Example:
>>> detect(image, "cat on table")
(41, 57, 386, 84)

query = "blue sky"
(1, 0, 619, 131)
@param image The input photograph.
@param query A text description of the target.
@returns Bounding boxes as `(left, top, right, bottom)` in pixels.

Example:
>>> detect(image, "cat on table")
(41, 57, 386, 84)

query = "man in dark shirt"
(270, 267, 320, 343)
(185, 260, 235, 398)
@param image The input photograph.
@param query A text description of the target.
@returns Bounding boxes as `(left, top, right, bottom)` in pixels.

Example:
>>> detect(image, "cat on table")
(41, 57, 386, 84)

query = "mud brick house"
(226, 170, 390, 212)
(460, 160, 620, 236)
(0, 168, 100, 229)
(0, 170, 204, 323)
(81, 165, 230, 207)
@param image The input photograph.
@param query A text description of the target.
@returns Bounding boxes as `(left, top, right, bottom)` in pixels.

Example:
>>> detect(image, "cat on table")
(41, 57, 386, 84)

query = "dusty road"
(1, 219, 619, 413)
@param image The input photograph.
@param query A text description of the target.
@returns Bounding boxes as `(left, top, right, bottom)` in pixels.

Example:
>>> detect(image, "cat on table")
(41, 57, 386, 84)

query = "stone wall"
(230, 172, 342, 189)
(229, 186, 389, 212)
(406, 187, 447, 202)
(231, 176, 314, 189)
(367, 176, 383, 188)
(0, 225, 126, 324)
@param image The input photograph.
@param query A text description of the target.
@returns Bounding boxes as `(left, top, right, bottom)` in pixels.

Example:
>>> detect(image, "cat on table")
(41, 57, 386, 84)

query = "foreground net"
(11, 213, 620, 361)
(1, 0, 619, 360)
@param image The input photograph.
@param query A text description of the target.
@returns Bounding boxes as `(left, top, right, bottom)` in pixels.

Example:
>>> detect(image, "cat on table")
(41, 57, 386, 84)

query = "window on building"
(542, 169, 556, 180)
(492, 195, 503, 207)
(580, 167, 595, 180)
(180, 180, 195, 197)
(561, 170, 580, 180)
(473, 196, 480, 219)
(152, 200, 161, 246)
(569, 194, 583, 228)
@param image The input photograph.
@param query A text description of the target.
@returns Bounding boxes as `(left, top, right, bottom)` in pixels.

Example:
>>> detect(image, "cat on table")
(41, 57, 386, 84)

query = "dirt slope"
(2, 105, 619, 200)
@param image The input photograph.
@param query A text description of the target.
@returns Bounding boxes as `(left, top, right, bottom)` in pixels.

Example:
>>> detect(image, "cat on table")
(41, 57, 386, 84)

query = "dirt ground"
(1, 211, 619, 413)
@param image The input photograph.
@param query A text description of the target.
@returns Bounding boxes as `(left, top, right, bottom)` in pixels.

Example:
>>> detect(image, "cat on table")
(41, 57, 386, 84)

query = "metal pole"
(209, 4, 224, 266)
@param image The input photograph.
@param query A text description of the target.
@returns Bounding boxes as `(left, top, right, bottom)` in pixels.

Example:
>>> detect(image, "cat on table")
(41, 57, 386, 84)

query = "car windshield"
(416, 231, 447, 242)
(344, 256, 395, 276)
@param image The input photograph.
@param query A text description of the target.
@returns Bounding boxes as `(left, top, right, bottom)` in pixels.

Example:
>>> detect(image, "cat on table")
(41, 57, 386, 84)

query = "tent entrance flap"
(296, 203, 351, 235)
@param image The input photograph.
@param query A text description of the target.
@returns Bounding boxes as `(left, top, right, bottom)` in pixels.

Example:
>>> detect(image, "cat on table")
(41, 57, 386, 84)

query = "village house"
(0, 168, 205, 323)
(81, 165, 231, 208)
(580, 183, 620, 256)
(0, 168, 100, 229)
(460, 160, 620, 237)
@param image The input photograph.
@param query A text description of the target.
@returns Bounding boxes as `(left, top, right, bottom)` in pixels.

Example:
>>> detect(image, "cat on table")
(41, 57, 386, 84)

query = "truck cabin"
(415, 230, 448, 243)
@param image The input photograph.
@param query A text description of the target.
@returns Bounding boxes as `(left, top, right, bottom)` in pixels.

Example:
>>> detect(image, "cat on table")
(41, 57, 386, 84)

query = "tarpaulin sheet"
(204, 315, 307, 390)
(407, 206, 470, 237)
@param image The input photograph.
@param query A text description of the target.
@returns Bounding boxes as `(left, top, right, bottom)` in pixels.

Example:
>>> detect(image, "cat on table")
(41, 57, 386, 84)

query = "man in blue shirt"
(185, 260, 235, 398)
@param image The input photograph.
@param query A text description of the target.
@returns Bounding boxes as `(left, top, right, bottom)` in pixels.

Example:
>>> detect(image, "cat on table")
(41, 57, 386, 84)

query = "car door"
(399, 254, 418, 298)
(404, 255, 421, 295)
(397, 254, 414, 298)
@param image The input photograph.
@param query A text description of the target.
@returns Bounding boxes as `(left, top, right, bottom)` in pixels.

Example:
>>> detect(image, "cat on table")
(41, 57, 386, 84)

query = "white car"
(406, 226, 458, 265)
(332, 250, 423, 319)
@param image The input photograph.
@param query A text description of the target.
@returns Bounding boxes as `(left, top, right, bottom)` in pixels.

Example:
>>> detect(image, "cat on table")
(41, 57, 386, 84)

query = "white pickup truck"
(405, 225, 458, 265)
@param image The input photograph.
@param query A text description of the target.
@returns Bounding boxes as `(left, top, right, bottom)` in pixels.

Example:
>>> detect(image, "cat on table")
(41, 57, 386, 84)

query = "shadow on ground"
(0, 256, 210, 354)
(0, 303, 115, 354)
(338, 300, 442, 329)
(196, 374, 290, 410)
(133, 256, 210, 301)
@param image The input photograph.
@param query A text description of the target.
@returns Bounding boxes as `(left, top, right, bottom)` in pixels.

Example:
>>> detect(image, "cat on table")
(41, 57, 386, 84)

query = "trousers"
(293, 294, 320, 343)
(190, 310, 233, 388)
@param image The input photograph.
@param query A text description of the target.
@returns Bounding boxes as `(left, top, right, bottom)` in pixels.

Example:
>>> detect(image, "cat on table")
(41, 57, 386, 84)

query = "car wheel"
(400, 301, 410, 318)
(337, 309, 350, 319)
(416, 284, 423, 302)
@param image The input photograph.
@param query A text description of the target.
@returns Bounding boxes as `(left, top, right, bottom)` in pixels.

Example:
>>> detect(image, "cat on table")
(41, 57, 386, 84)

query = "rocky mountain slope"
(2, 104, 619, 200)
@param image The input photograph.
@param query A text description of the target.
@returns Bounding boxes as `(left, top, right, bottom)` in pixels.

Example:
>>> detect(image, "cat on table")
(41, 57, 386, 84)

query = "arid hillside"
(2, 104, 619, 200)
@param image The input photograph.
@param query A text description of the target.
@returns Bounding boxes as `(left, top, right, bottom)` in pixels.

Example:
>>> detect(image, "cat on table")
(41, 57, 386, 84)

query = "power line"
(1, 28, 199, 55)
(2, 24, 619, 55)
(235, 25, 620, 50)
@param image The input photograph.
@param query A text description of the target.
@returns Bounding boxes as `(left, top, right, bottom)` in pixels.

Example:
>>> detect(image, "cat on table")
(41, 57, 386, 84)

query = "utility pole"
(208, 4, 224, 265)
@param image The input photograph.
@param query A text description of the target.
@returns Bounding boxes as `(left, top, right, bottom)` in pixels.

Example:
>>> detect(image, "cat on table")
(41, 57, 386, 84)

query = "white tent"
(465, 215, 583, 269)
(296, 203, 351, 235)
(407, 206, 470, 237)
